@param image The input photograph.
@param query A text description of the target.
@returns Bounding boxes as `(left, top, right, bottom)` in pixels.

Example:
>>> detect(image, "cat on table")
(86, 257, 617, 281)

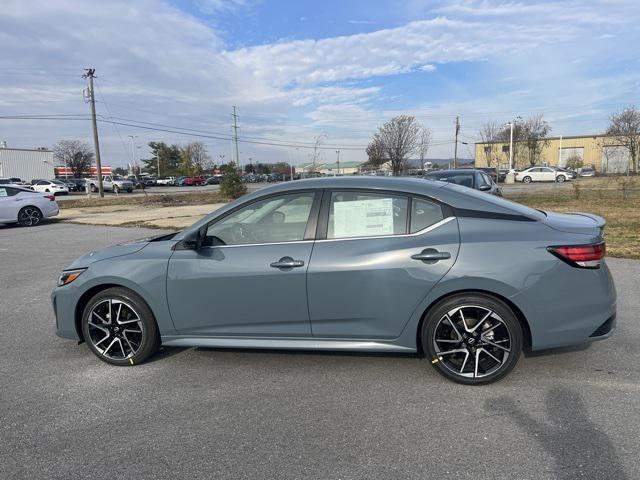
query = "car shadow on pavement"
(523, 343, 591, 358)
(486, 386, 627, 480)
(145, 346, 191, 363)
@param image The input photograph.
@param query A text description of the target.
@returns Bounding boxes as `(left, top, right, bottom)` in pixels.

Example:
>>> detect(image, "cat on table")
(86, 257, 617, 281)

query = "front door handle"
(270, 256, 305, 269)
(411, 249, 451, 264)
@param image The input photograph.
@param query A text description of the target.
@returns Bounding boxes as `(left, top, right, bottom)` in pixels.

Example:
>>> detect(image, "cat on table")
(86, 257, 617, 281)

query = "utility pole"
(232, 106, 240, 172)
(83, 68, 104, 197)
(453, 115, 460, 169)
(335, 149, 340, 176)
(509, 121, 514, 170)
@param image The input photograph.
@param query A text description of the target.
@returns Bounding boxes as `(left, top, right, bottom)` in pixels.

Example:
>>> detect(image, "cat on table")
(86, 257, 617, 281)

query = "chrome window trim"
(200, 239, 315, 249)
(315, 216, 455, 243)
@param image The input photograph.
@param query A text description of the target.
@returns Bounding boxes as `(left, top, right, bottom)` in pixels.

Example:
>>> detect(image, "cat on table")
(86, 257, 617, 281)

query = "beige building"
(474, 134, 631, 173)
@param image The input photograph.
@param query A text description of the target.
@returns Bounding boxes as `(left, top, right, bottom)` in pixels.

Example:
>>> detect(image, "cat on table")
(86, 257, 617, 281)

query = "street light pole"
(335, 149, 340, 176)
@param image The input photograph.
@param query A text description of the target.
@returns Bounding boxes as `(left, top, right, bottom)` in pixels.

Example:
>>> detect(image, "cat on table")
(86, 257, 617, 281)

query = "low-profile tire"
(81, 287, 160, 366)
(17, 206, 43, 227)
(522, 176, 532, 184)
(422, 293, 523, 385)
(556, 175, 566, 183)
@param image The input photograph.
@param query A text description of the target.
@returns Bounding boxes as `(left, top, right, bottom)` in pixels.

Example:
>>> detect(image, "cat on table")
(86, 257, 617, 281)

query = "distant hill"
(405, 158, 474, 168)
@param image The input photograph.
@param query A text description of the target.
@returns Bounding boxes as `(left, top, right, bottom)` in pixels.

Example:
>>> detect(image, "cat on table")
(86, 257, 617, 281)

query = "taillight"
(548, 242, 605, 269)
(45, 194, 55, 201)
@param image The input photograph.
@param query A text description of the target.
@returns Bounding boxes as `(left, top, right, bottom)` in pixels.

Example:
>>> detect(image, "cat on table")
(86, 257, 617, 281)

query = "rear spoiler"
(566, 212, 607, 229)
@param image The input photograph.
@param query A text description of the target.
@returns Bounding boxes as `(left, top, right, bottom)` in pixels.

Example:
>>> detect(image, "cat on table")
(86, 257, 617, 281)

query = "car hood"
(65, 239, 151, 269)
(542, 211, 606, 237)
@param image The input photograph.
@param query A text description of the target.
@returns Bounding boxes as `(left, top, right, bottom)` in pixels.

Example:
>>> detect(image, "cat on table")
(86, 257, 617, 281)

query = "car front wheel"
(422, 294, 523, 385)
(556, 175, 566, 183)
(81, 287, 160, 366)
(522, 176, 532, 183)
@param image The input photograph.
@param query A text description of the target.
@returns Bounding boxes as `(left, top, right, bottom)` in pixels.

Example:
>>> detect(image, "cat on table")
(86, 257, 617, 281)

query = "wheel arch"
(74, 283, 158, 340)
(415, 289, 532, 356)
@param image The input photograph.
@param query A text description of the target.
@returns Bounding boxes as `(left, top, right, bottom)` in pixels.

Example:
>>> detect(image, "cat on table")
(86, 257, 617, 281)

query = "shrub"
(220, 162, 247, 199)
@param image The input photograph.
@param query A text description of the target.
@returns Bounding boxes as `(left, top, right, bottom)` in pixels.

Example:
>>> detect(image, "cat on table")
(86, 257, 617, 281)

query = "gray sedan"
(52, 177, 615, 384)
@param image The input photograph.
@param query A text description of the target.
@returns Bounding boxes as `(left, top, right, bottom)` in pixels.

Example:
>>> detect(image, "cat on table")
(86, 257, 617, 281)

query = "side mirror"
(478, 184, 491, 191)
(182, 228, 204, 250)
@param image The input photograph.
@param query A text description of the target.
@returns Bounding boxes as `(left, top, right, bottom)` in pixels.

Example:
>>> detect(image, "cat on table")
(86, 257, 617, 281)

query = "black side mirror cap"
(478, 184, 492, 191)
(177, 228, 204, 250)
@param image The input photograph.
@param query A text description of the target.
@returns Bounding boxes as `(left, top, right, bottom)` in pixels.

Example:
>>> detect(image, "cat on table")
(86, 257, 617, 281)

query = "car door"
(307, 190, 460, 339)
(540, 167, 555, 181)
(167, 190, 321, 337)
(0, 186, 16, 222)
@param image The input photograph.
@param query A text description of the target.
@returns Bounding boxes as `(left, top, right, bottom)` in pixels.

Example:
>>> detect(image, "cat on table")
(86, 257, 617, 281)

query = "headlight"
(58, 268, 86, 287)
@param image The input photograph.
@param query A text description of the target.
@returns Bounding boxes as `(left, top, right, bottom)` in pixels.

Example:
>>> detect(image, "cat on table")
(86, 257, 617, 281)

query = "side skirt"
(161, 336, 416, 353)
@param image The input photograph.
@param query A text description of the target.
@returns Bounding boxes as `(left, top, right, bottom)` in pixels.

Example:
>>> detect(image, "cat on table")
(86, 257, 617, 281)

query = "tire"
(17, 206, 43, 227)
(126, 189, 133, 193)
(421, 293, 523, 385)
(81, 287, 160, 366)
(522, 176, 532, 184)
(91, 184, 98, 193)
(113, 185, 120, 194)
(556, 175, 566, 183)
(45, 189, 50, 192)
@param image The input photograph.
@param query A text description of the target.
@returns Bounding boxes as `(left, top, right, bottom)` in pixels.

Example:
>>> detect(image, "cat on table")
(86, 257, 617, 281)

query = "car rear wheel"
(81, 287, 160, 366)
(522, 176, 532, 183)
(17, 206, 43, 227)
(422, 294, 523, 385)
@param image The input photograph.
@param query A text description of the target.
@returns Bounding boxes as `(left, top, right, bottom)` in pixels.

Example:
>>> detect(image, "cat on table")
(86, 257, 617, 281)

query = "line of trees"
(141, 141, 215, 177)
(365, 115, 431, 176)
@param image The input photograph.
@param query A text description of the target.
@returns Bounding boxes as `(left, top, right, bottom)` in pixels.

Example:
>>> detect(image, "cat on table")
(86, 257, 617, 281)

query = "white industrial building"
(0, 144, 55, 181)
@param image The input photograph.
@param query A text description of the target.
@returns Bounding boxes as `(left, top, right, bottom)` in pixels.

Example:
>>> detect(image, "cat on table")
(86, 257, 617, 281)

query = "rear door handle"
(411, 249, 451, 264)
(270, 256, 305, 269)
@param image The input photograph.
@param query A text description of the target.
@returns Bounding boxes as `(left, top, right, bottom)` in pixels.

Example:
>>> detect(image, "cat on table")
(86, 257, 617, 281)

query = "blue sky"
(1, 0, 639, 167)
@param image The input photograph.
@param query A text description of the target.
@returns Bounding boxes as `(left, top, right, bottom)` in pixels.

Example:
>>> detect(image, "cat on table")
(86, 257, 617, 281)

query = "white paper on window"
(333, 198, 394, 237)
(0, 189, 7, 197)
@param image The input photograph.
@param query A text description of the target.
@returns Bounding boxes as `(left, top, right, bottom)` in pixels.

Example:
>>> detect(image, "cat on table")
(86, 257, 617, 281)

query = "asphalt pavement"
(0, 222, 638, 479)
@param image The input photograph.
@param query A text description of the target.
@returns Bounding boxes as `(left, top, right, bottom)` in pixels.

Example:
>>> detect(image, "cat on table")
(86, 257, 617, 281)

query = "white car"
(0, 185, 59, 227)
(31, 179, 70, 195)
(515, 166, 570, 183)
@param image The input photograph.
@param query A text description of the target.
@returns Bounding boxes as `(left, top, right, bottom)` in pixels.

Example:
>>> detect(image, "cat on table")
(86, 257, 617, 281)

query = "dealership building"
(474, 134, 631, 173)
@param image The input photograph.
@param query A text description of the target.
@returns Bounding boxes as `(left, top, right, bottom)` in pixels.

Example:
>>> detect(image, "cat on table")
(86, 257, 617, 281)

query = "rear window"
(410, 198, 444, 233)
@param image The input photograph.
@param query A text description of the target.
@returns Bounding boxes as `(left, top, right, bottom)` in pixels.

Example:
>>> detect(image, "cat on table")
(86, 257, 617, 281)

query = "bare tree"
(521, 114, 551, 167)
(189, 142, 210, 173)
(417, 126, 432, 172)
(478, 121, 500, 168)
(365, 133, 386, 168)
(53, 140, 94, 178)
(606, 106, 640, 174)
(375, 115, 421, 176)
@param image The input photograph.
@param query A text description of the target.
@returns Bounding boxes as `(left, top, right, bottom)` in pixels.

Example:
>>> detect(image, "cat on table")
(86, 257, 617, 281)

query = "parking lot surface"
(1, 222, 638, 479)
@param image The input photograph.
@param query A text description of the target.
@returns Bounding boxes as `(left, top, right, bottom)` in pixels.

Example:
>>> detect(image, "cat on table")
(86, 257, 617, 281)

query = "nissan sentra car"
(52, 176, 615, 384)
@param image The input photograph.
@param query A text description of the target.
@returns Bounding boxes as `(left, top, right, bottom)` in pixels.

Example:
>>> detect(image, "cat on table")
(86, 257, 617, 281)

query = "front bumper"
(51, 287, 81, 340)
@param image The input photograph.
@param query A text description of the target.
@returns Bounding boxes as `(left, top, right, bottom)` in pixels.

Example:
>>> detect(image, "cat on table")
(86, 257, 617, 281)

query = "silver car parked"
(52, 177, 615, 384)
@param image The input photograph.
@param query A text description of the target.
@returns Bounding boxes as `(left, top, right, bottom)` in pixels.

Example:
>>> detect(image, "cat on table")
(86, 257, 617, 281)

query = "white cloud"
(0, 0, 639, 164)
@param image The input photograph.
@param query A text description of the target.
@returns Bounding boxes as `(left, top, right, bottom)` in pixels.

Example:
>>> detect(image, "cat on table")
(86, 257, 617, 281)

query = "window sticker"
(333, 198, 394, 237)
(0, 188, 7, 197)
